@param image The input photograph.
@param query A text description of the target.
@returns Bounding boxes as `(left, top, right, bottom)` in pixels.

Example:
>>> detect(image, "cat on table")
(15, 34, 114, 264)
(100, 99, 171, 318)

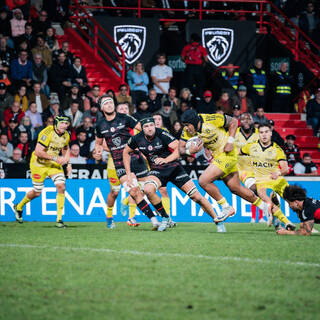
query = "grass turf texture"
(0, 222, 319, 320)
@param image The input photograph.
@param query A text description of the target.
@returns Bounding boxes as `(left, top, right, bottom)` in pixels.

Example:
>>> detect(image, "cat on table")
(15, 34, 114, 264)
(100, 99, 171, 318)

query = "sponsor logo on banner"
(202, 28, 234, 66)
(114, 25, 146, 64)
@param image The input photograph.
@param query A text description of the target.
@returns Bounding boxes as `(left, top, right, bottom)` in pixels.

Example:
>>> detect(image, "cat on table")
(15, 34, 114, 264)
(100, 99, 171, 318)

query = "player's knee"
(110, 189, 119, 198)
(33, 191, 41, 198)
(56, 183, 66, 193)
(143, 184, 156, 197)
(198, 176, 208, 188)
(129, 186, 140, 198)
(190, 191, 202, 203)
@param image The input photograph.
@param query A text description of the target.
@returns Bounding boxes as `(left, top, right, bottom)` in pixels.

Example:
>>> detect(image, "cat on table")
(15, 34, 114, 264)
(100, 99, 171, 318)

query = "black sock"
(137, 200, 155, 219)
(154, 202, 169, 218)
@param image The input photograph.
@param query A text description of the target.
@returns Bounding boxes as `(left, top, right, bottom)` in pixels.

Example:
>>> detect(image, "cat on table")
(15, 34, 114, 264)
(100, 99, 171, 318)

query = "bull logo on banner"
(202, 28, 234, 67)
(114, 25, 146, 64)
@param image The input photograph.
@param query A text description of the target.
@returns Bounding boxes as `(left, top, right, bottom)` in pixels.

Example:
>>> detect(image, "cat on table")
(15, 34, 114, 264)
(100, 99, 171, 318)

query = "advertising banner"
(1, 179, 318, 223)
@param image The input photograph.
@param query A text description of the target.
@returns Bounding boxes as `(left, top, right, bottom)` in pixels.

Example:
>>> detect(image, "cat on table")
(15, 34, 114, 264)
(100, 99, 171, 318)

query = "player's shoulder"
(272, 142, 284, 151)
(200, 113, 224, 122)
(96, 117, 106, 129)
(39, 125, 54, 138)
(157, 127, 174, 138)
(119, 112, 137, 122)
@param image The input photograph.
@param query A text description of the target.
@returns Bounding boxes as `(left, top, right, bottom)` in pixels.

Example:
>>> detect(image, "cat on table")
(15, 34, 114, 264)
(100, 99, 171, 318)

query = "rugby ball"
(186, 136, 202, 153)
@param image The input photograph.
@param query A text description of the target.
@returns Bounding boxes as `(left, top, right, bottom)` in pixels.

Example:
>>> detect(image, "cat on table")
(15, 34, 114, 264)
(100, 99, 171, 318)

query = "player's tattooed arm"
(224, 115, 238, 153)
(277, 220, 314, 236)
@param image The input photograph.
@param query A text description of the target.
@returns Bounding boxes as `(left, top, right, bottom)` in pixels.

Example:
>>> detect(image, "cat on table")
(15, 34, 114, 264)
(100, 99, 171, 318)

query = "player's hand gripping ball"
(186, 136, 203, 154)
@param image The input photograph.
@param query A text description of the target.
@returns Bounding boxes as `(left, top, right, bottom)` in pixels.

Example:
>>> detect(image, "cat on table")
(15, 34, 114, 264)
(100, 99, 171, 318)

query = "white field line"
(0, 243, 319, 268)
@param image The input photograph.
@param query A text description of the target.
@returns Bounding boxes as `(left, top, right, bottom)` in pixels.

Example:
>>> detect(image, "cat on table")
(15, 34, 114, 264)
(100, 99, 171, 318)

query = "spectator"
(105, 89, 116, 99)
(28, 81, 49, 113)
(69, 142, 86, 164)
(15, 131, 32, 160)
(83, 85, 100, 111)
(6, 147, 26, 163)
(253, 106, 268, 125)
(71, 57, 89, 93)
(268, 119, 285, 148)
(115, 84, 132, 109)
(49, 51, 72, 101)
(232, 105, 241, 122)
(42, 93, 61, 121)
(293, 153, 318, 176)
(77, 116, 95, 142)
(76, 129, 90, 158)
(147, 88, 162, 113)
(216, 91, 232, 115)
(64, 100, 83, 128)
(32, 53, 50, 96)
(14, 84, 28, 112)
(4, 101, 25, 126)
(153, 112, 168, 130)
(0, 83, 14, 117)
(181, 33, 207, 98)
(18, 116, 35, 141)
(176, 100, 190, 121)
(82, 102, 103, 126)
(0, 37, 15, 69)
(32, 10, 51, 36)
(0, 8, 12, 41)
(87, 148, 107, 164)
(299, 2, 319, 39)
(196, 90, 217, 114)
(10, 50, 33, 89)
(10, 8, 26, 41)
(127, 61, 149, 106)
(283, 134, 301, 169)
(306, 88, 320, 136)
(62, 83, 83, 111)
(179, 87, 192, 105)
(116, 102, 130, 115)
(158, 100, 177, 130)
(25, 102, 43, 129)
(247, 58, 267, 109)
(44, 27, 59, 52)
(2, 118, 20, 146)
(271, 62, 293, 113)
(231, 85, 255, 114)
(0, 133, 13, 162)
(52, 41, 74, 66)
(151, 53, 173, 98)
(221, 63, 240, 92)
(17, 39, 32, 59)
(132, 100, 152, 121)
(17, 23, 36, 51)
(170, 120, 183, 139)
(34, 115, 54, 139)
(162, 87, 180, 110)
(31, 36, 52, 67)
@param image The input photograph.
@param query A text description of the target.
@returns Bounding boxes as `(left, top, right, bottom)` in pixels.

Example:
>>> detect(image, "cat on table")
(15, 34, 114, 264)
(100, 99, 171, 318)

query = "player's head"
(141, 117, 156, 137)
(116, 102, 130, 115)
(283, 185, 306, 212)
(54, 115, 70, 133)
(181, 109, 200, 135)
(240, 112, 254, 131)
(99, 94, 116, 115)
(258, 123, 272, 145)
(153, 113, 163, 129)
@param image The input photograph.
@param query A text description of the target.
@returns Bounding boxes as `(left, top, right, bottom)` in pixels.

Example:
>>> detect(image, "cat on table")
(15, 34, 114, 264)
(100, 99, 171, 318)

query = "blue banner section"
(1, 179, 319, 223)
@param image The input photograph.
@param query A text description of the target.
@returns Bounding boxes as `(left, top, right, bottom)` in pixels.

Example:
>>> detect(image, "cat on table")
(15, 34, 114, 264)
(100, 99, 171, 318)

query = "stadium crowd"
(0, 0, 319, 176)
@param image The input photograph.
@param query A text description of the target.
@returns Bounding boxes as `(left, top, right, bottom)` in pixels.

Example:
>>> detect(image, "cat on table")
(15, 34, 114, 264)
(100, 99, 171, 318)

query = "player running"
(94, 95, 164, 230)
(179, 110, 272, 222)
(123, 117, 227, 232)
(234, 113, 265, 223)
(277, 185, 320, 235)
(13, 115, 72, 228)
(240, 123, 295, 230)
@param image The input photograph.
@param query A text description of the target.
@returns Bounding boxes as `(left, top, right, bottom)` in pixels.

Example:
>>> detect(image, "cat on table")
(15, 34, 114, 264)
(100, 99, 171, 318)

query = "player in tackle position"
(123, 117, 228, 232)
(14, 115, 72, 228)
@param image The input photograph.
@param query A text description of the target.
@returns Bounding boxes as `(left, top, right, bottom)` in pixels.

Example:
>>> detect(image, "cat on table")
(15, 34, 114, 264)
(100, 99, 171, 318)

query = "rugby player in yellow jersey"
(179, 110, 272, 225)
(234, 113, 266, 223)
(240, 123, 296, 230)
(13, 115, 72, 228)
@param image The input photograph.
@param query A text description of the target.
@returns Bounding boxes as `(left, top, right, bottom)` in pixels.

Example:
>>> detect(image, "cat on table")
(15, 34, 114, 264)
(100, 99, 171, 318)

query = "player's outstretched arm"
(277, 220, 314, 236)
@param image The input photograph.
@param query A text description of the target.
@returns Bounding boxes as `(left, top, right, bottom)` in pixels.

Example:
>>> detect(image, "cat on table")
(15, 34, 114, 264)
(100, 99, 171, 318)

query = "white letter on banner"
(0, 188, 15, 216)
(17, 187, 33, 215)
(241, 198, 252, 217)
(65, 188, 84, 215)
(91, 169, 102, 179)
(78, 169, 89, 179)
(171, 187, 189, 217)
(86, 188, 107, 215)
(42, 187, 59, 215)
(284, 200, 290, 217)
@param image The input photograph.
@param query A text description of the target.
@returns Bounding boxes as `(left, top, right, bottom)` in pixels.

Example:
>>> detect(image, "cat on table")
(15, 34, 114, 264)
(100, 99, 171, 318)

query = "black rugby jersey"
(298, 198, 320, 224)
(127, 128, 178, 169)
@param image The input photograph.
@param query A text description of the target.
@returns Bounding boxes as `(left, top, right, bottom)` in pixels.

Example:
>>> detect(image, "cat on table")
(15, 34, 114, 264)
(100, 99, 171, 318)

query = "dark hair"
(71, 99, 80, 105)
(33, 81, 41, 86)
(25, 23, 32, 29)
(119, 84, 127, 90)
(283, 185, 306, 202)
(303, 153, 311, 158)
(256, 106, 264, 110)
(258, 123, 272, 130)
(190, 33, 200, 42)
(169, 87, 177, 93)
(92, 84, 100, 89)
(156, 52, 166, 59)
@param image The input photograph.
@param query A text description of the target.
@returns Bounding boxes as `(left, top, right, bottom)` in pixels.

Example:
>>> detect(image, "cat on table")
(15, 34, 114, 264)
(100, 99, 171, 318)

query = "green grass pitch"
(0, 222, 319, 320)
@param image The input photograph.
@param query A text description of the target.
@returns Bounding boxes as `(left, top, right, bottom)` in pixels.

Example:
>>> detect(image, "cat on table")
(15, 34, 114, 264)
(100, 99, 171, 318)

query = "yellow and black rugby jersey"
(241, 141, 287, 182)
(180, 113, 229, 157)
(31, 125, 70, 165)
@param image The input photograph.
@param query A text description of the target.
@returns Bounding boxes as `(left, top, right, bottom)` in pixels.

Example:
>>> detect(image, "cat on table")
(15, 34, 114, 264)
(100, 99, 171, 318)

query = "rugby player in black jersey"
(277, 185, 320, 235)
(94, 95, 165, 230)
(123, 117, 228, 232)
